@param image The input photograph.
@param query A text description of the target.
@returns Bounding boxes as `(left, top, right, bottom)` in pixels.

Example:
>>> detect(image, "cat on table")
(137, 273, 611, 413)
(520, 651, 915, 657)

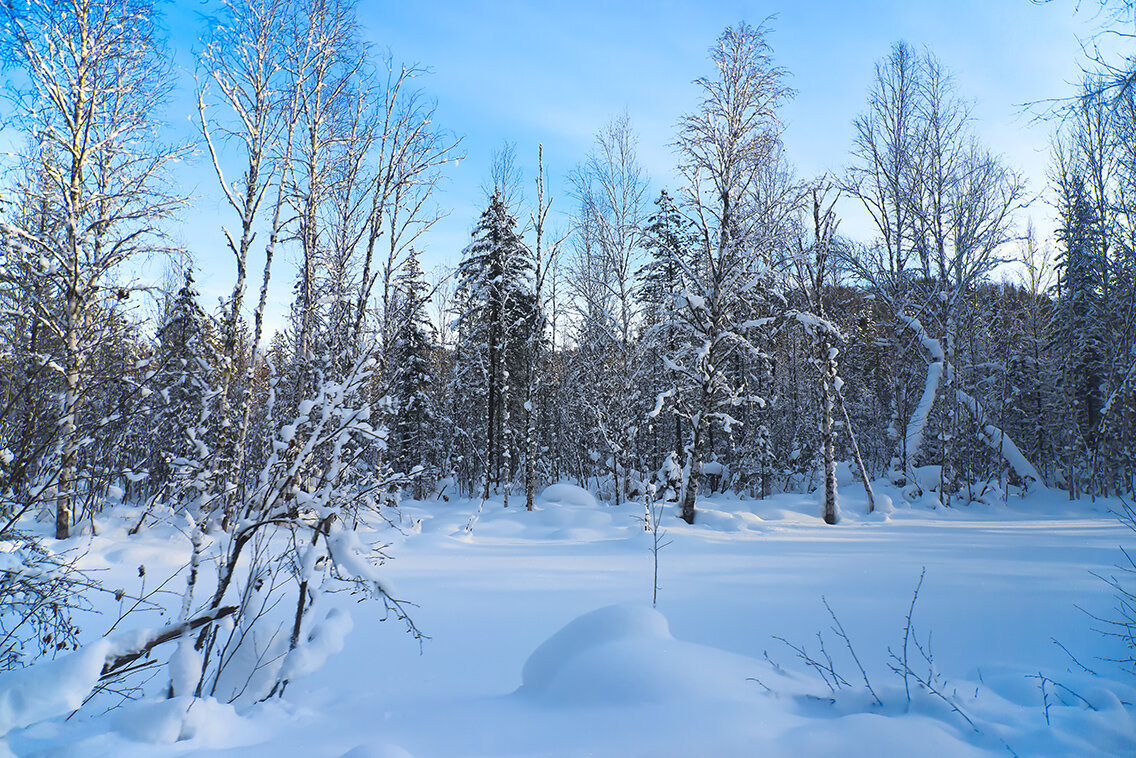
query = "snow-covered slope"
(3, 482, 1134, 757)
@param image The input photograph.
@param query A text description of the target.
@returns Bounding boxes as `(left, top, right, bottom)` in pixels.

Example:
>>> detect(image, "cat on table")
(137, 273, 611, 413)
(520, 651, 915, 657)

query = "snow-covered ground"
(4, 481, 1136, 757)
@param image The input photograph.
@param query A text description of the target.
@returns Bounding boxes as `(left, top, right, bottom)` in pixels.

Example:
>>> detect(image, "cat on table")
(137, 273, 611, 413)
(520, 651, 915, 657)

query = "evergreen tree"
(453, 192, 536, 498)
(390, 249, 438, 499)
(148, 270, 214, 507)
(1052, 170, 1106, 497)
(636, 189, 697, 477)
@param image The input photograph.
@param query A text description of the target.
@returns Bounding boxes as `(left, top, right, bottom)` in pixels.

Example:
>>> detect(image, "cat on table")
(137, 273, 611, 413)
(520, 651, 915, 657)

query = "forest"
(2, 1, 1136, 756)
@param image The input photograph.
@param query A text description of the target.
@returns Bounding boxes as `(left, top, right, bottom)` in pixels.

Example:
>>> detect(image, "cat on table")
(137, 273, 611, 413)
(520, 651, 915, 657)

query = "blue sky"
(339, 0, 1118, 254)
(7, 0, 1127, 330)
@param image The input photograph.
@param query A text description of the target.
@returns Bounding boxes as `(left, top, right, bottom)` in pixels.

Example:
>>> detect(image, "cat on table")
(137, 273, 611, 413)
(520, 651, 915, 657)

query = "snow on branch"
(0, 606, 236, 736)
(898, 312, 1041, 491)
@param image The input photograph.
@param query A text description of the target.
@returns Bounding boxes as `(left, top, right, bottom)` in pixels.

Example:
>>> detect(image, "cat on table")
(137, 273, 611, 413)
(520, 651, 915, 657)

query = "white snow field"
(4, 481, 1136, 757)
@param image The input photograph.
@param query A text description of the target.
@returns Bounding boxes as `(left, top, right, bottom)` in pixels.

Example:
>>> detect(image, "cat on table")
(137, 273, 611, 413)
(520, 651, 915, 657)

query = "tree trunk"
(834, 387, 876, 513)
(485, 319, 499, 500)
(821, 341, 838, 525)
(525, 397, 536, 510)
(681, 420, 702, 524)
(56, 289, 82, 540)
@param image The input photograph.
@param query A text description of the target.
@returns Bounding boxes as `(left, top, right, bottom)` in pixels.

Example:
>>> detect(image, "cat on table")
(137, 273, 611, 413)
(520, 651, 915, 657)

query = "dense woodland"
(1, 0, 1136, 693)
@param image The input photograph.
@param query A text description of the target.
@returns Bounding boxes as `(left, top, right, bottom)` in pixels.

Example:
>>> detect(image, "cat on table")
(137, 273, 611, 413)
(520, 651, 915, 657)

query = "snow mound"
(778, 711, 986, 757)
(280, 607, 354, 682)
(0, 638, 113, 734)
(538, 482, 598, 509)
(692, 507, 765, 532)
(112, 696, 256, 747)
(521, 604, 671, 693)
(518, 604, 762, 706)
(461, 485, 618, 542)
(871, 492, 894, 516)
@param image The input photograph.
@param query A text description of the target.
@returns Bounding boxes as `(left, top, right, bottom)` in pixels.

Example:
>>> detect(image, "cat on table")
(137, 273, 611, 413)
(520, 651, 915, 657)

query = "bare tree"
(844, 41, 925, 296)
(788, 185, 852, 522)
(667, 20, 793, 524)
(484, 140, 525, 212)
(197, 0, 298, 525)
(567, 114, 649, 504)
(285, 0, 364, 400)
(524, 145, 564, 510)
(845, 43, 1028, 502)
(363, 57, 462, 395)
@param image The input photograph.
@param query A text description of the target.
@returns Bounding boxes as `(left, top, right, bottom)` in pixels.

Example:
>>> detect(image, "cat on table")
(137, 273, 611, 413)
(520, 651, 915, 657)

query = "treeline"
(2, 0, 1135, 555)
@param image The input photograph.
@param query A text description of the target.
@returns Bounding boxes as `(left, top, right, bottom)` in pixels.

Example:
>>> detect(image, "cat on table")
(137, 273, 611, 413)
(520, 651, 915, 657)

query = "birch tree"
(666, 21, 792, 523)
(0, 0, 185, 538)
(197, 0, 296, 524)
(567, 115, 648, 504)
(845, 43, 1028, 501)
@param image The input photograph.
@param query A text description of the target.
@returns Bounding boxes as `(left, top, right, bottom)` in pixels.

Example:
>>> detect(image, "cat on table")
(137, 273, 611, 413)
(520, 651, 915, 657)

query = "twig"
(1051, 637, 1099, 676)
(900, 567, 926, 705)
(1027, 672, 1098, 723)
(773, 634, 850, 692)
(823, 595, 882, 706)
(746, 676, 773, 694)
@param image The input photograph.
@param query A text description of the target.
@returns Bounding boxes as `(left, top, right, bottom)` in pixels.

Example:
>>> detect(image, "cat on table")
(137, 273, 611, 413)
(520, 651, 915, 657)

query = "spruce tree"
(390, 249, 439, 499)
(453, 192, 535, 498)
(1052, 171, 1106, 497)
(149, 270, 214, 507)
(636, 189, 697, 476)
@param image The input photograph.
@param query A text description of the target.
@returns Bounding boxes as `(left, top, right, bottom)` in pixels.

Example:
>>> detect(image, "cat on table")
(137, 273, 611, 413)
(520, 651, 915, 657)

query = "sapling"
(642, 478, 671, 608)
(0, 535, 88, 671)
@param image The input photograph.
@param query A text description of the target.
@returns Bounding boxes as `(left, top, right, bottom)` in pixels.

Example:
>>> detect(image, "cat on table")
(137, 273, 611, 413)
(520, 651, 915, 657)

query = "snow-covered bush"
(0, 536, 86, 671)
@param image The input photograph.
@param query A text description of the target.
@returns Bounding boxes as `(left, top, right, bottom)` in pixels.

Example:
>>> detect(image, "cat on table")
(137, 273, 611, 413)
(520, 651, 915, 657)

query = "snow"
(110, 696, 254, 746)
(279, 608, 354, 682)
(0, 639, 113, 734)
(518, 603, 768, 706)
(167, 636, 202, 697)
(519, 604, 671, 695)
(3, 482, 1136, 757)
(537, 482, 597, 509)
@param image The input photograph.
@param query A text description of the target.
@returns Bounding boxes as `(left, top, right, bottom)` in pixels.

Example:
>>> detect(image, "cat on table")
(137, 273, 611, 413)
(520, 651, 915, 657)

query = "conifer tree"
(453, 192, 535, 498)
(1052, 169, 1106, 497)
(637, 190, 697, 475)
(390, 249, 438, 499)
(149, 270, 214, 507)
